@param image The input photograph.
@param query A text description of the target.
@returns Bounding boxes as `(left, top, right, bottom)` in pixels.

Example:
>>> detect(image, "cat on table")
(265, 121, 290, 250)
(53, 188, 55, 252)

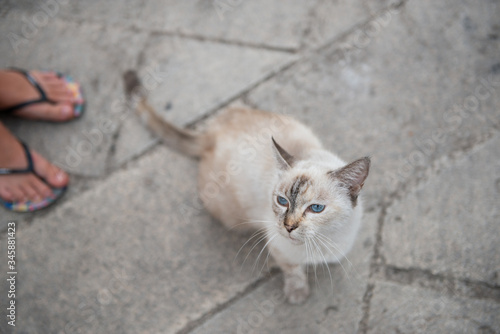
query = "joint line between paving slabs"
(357, 203, 389, 334)
(150, 30, 299, 54)
(382, 265, 500, 303)
(184, 0, 409, 129)
(311, 0, 407, 56)
(175, 269, 280, 334)
(106, 0, 411, 165)
(56, 14, 298, 54)
(185, 59, 299, 129)
(356, 128, 500, 333)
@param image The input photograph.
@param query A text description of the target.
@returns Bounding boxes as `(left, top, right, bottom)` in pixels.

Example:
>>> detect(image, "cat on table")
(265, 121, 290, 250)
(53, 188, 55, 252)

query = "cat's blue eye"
(309, 204, 325, 213)
(277, 196, 289, 206)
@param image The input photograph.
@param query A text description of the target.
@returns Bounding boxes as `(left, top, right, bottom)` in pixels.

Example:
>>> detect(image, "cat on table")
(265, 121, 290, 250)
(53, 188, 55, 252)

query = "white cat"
(125, 71, 370, 304)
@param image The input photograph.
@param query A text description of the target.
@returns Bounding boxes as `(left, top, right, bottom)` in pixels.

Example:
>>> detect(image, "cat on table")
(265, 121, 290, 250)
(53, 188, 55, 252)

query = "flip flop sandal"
(0, 67, 85, 118)
(0, 142, 67, 212)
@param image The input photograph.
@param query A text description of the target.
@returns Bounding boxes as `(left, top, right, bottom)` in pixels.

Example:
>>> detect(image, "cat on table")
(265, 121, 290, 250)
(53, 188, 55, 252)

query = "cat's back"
(197, 108, 324, 228)
(204, 108, 323, 158)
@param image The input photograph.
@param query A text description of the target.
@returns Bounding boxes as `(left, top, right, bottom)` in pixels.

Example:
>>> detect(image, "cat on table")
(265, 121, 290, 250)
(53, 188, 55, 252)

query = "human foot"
(0, 123, 69, 211)
(0, 69, 84, 121)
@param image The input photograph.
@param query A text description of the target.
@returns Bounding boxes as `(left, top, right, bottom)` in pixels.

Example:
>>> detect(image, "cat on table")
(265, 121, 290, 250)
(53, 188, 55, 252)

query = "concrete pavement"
(0, 0, 499, 333)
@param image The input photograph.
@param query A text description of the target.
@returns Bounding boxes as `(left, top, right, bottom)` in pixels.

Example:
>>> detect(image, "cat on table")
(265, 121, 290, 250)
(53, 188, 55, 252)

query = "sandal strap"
(0, 142, 35, 175)
(0, 68, 55, 114)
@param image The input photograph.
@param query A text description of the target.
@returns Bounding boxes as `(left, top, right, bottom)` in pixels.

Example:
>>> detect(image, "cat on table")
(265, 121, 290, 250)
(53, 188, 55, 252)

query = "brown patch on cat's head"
(288, 174, 310, 211)
(271, 156, 369, 246)
(272, 174, 316, 235)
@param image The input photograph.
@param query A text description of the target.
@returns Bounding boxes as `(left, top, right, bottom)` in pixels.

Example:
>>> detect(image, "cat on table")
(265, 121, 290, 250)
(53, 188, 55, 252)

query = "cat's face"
(271, 167, 353, 245)
(270, 138, 370, 245)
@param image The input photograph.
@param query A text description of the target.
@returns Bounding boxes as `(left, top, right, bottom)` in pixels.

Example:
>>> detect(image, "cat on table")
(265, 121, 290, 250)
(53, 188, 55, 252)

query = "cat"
(124, 70, 370, 304)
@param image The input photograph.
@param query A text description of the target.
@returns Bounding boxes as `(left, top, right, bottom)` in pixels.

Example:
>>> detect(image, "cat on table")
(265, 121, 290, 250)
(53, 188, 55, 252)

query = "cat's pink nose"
(285, 224, 298, 233)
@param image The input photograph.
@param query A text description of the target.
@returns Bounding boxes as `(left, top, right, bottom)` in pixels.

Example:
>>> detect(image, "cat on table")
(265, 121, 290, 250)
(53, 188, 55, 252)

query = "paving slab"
(134, 34, 297, 126)
(245, 0, 500, 206)
(0, 146, 268, 334)
(0, 16, 149, 178)
(0, 0, 498, 333)
(111, 36, 296, 169)
(382, 134, 500, 286)
(139, 0, 391, 51)
(10, 0, 397, 51)
(367, 281, 500, 334)
(1, 2, 299, 174)
(190, 208, 379, 334)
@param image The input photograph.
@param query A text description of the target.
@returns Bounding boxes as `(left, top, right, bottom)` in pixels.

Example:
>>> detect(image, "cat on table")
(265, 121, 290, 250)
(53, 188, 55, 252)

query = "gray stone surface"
(246, 0, 500, 206)
(0, 146, 266, 334)
(111, 36, 296, 169)
(382, 134, 500, 286)
(6, 0, 397, 51)
(0, 9, 297, 178)
(136, 35, 296, 127)
(368, 281, 500, 334)
(191, 208, 379, 334)
(0, 17, 148, 177)
(0, 0, 499, 333)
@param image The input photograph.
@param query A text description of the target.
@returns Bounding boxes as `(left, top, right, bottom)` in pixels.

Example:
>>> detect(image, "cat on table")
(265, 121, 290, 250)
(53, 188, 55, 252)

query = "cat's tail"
(123, 70, 204, 158)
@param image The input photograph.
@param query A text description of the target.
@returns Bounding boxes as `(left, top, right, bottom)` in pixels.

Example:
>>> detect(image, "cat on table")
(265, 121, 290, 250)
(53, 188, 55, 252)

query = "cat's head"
(270, 138, 370, 246)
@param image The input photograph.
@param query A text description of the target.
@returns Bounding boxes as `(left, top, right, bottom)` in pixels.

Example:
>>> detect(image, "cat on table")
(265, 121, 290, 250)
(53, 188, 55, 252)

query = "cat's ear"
(329, 157, 370, 205)
(271, 137, 295, 171)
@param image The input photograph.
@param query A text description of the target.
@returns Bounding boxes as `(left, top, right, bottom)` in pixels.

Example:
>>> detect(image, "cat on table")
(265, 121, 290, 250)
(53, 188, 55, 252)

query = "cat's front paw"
(284, 277, 310, 304)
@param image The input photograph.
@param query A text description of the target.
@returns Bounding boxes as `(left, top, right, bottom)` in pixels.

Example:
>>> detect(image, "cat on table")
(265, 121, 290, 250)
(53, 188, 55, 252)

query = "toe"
(30, 178, 53, 198)
(17, 101, 75, 121)
(7, 185, 26, 203)
(45, 166, 69, 189)
(40, 103, 75, 121)
(59, 104, 76, 119)
(21, 182, 40, 202)
(42, 78, 75, 104)
(32, 151, 69, 189)
(10, 71, 82, 121)
(37, 71, 58, 79)
(50, 90, 75, 104)
(0, 188, 15, 202)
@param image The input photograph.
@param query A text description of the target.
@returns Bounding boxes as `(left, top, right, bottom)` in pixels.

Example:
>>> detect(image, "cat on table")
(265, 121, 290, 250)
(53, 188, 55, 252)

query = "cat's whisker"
(240, 231, 271, 271)
(316, 233, 361, 279)
(304, 238, 310, 278)
(245, 219, 275, 224)
(306, 238, 321, 289)
(227, 220, 265, 232)
(311, 238, 325, 289)
(259, 239, 274, 276)
(253, 233, 278, 275)
(315, 233, 349, 262)
(310, 236, 334, 293)
(305, 238, 316, 287)
(131, 75, 371, 304)
(303, 237, 310, 278)
(233, 227, 268, 264)
(314, 234, 351, 280)
(232, 215, 276, 225)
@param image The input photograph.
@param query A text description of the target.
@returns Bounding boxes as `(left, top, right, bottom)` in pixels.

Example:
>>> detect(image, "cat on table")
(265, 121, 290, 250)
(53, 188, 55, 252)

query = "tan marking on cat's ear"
(272, 137, 295, 171)
(329, 157, 371, 207)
